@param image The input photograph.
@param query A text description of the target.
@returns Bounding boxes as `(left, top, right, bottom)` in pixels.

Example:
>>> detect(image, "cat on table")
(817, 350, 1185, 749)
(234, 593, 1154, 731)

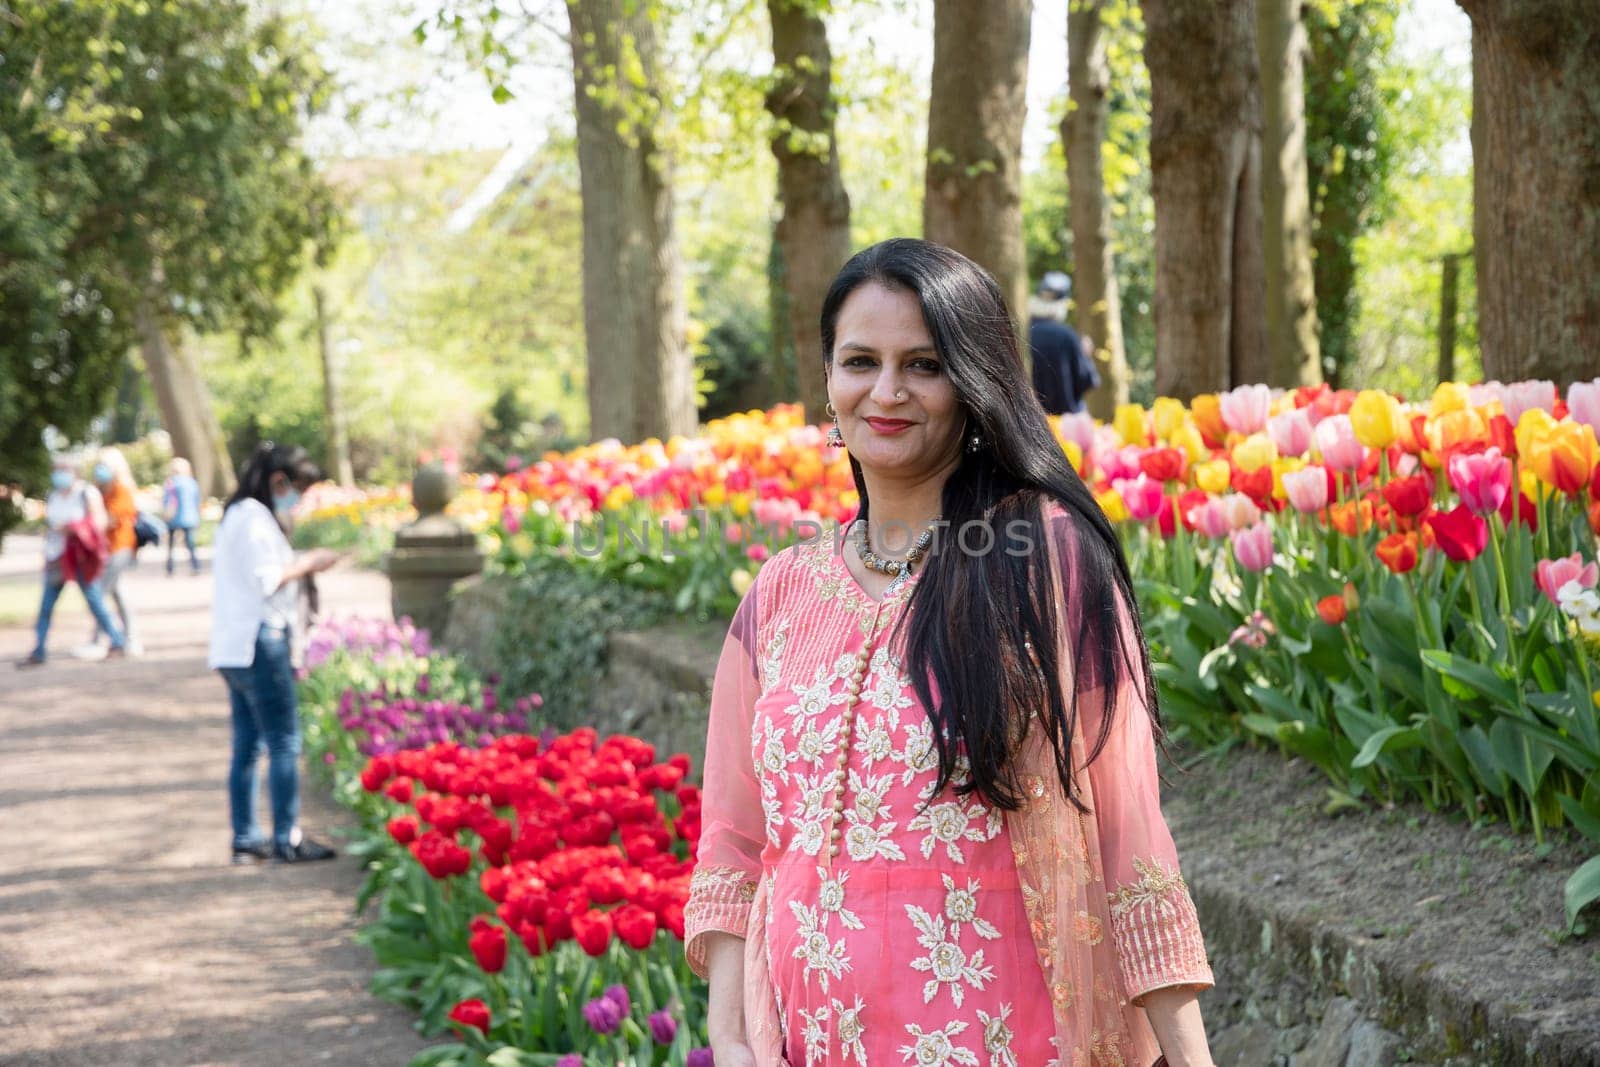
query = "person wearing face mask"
(209, 443, 343, 864)
(76, 448, 143, 659)
(16, 457, 129, 668)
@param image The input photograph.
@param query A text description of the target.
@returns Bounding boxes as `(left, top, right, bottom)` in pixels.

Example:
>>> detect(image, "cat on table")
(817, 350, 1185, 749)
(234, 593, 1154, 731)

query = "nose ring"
(895, 390, 905, 400)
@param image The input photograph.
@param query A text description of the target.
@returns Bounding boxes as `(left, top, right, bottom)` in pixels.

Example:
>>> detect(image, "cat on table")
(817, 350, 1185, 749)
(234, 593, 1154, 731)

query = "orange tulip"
(1526, 422, 1599, 495)
(1329, 499, 1375, 538)
(1375, 531, 1420, 574)
(1191, 394, 1228, 447)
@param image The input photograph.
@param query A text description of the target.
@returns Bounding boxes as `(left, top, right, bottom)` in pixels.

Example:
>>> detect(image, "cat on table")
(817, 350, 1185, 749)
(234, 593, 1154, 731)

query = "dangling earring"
(825, 402, 844, 448)
(965, 428, 984, 454)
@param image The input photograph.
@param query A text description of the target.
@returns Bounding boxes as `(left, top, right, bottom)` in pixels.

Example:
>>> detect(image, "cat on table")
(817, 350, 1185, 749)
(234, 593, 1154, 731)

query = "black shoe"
(232, 841, 273, 865)
(274, 836, 337, 863)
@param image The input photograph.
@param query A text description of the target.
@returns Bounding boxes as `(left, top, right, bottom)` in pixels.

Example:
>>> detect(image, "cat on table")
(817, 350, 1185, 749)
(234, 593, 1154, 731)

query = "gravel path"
(0, 539, 437, 1066)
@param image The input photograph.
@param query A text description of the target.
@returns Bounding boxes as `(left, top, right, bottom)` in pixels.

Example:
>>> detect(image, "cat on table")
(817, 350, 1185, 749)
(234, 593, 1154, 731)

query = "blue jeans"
(220, 625, 300, 849)
(168, 526, 199, 574)
(32, 562, 126, 660)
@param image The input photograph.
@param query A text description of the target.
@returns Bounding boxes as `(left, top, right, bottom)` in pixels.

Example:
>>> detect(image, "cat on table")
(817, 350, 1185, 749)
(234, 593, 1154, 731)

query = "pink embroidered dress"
(686, 503, 1213, 1066)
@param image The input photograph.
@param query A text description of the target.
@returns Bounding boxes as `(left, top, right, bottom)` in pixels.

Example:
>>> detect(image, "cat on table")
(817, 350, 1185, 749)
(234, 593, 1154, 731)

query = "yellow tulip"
(1426, 408, 1487, 456)
(1094, 487, 1128, 522)
(730, 568, 753, 597)
(1151, 397, 1187, 441)
(703, 483, 727, 507)
(1526, 421, 1599, 494)
(1231, 433, 1278, 473)
(1062, 440, 1084, 474)
(1171, 423, 1207, 464)
(1349, 389, 1405, 450)
(1194, 459, 1232, 495)
(1114, 403, 1148, 446)
(730, 491, 752, 518)
(1429, 382, 1471, 418)
(1514, 407, 1558, 464)
(1271, 457, 1306, 501)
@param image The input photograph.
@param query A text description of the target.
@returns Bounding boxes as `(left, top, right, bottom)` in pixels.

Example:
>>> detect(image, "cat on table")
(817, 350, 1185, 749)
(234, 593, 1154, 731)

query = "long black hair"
(820, 238, 1162, 814)
(226, 442, 323, 522)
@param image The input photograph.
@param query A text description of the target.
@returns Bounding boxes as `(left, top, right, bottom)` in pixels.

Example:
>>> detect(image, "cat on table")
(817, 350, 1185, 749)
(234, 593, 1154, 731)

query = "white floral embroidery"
(790, 899, 851, 992)
(899, 1020, 979, 1066)
(833, 995, 869, 1065)
(908, 799, 997, 863)
(941, 874, 1002, 941)
(844, 815, 907, 862)
(793, 661, 851, 720)
(855, 710, 897, 764)
(795, 715, 845, 764)
(905, 904, 996, 1008)
(867, 646, 915, 713)
(799, 1004, 831, 1065)
(761, 617, 790, 695)
(976, 1005, 1018, 1067)
(817, 866, 864, 931)
(895, 718, 940, 785)
(848, 768, 894, 823)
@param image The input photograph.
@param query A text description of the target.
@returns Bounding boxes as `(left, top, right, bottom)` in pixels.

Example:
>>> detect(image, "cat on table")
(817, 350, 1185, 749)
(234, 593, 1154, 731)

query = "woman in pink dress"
(686, 239, 1215, 1067)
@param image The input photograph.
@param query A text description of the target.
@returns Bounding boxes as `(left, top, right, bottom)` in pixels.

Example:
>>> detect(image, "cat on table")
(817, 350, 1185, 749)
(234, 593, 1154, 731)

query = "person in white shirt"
(16, 456, 128, 668)
(209, 443, 342, 864)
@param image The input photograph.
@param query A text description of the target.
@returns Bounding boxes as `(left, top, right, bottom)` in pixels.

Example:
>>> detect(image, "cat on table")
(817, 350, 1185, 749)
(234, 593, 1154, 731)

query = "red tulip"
(468, 916, 508, 974)
(447, 998, 491, 1034)
(614, 903, 659, 950)
(572, 908, 614, 956)
(1425, 504, 1489, 562)
(1316, 594, 1348, 626)
(386, 815, 419, 845)
(1380, 473, 1433, 518)
(1139, 447, 1187, 483)
(360, 755, 394, 792)
(385, 776, 414, 804)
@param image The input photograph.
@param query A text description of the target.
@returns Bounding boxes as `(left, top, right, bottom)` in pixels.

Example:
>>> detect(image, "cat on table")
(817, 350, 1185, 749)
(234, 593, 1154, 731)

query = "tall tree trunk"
(767, 218, 796, 405)
(924, 0, 1032, 345)
(1257, 0, 1321, 387)
(1063, 0, 1129, 421)
(568, 0, 695, 444)
(137, 294, 236, 498)
(1457, 0, 1600, 383)
(1439, 252, 1462, 384)
(766, 0, 851, 424)
(1143, 0, 1268, 400)
(111, 354, 143, 444)
(313, 284, 354, 486)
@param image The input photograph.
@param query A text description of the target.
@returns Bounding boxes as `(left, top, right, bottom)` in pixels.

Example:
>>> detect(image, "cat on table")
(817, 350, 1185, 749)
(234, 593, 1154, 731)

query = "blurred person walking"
(15, 457, 128, 668)
(1028, 271, 1100, 415)
(77, 448, 143, 659)
(163, 456, 203, 575)
(209, 442, 343, 864)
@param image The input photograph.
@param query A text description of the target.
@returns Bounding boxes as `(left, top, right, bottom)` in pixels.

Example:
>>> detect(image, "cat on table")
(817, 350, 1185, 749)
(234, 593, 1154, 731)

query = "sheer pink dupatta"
(1007, 506, 1212, 1065)
(683, 574, 788, 1064)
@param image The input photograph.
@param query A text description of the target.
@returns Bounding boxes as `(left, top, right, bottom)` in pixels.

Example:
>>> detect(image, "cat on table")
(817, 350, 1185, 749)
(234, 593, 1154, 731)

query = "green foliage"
(0, 0, 333, 532)
(485, 556, 671, 734)
(1306, 0, 1402, 387)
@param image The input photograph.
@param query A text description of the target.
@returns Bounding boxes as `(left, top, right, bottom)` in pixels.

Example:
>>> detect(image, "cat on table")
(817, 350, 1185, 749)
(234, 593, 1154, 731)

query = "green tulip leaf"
(1352, 725, 1423, 769)
(1563, 854, 1600, 933)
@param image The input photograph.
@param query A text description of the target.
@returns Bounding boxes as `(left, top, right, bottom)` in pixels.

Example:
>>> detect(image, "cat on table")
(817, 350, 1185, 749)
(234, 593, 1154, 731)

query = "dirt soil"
(0, 543, 438, 1067)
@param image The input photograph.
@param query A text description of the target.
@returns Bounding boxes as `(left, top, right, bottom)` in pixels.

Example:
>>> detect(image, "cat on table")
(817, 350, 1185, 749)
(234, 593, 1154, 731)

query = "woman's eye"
(844, 356, 875, 368)
(912, 359, 941, 373)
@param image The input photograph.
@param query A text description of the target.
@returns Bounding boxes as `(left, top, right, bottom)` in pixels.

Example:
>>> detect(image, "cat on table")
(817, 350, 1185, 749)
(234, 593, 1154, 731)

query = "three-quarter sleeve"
(1051, 507, 1213, 1006)
(683, 572, 766, 979)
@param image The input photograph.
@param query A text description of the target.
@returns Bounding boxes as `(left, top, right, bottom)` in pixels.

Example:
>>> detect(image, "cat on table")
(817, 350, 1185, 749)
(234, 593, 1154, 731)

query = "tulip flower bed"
(354, 733, 711, 1067)
(297, 619, 712, 1065)
(470, 381, 1600, 929)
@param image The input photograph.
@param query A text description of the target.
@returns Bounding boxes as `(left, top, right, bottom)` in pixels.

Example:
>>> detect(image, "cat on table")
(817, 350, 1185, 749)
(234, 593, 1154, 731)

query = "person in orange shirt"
(81, 448, 143, 658)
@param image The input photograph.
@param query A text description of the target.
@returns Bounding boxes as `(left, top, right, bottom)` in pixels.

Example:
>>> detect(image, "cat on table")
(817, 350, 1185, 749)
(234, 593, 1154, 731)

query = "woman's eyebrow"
(837, 341, 938, 356)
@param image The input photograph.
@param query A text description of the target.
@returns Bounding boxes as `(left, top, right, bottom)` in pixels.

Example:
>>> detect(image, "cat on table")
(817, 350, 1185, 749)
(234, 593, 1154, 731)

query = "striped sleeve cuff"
(1107, 856, 1214, 1004)
(683, 864, 759, 979)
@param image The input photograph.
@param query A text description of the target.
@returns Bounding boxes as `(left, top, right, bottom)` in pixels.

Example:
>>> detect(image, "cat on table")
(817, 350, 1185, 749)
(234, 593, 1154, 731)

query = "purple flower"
(686, 1049, 715, 1067)
(602, 984, 630, 1015)
(647, 1009, 677, 1045)
(416, 674, 431, 695)
(581, 995, 624, 1035)
(555, 1057, 582, 1067)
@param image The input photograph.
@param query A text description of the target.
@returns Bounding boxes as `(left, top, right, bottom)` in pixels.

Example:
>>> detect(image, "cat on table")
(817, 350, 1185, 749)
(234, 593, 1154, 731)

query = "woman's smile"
(864, 417, 916, 435)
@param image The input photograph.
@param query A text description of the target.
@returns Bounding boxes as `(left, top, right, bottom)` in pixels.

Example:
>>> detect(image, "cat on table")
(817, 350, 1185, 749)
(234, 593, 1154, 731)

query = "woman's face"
(827, 282, 965, 478)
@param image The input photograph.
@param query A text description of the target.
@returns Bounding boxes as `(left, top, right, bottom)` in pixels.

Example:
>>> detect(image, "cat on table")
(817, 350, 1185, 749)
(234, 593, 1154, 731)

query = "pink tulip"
(1535, 553, 1599, 604)
(1281, 466, 1330, 513)
(1057, 412, 1097, 453)
(1113, 474, 1166, 522)
(1314, 414, 1365, 472)
(1447, 446, 1511, 515)
(1220, 492, 1262, 531)
(1186, 498, 1233, 539)
(1099, 445, 1144, 482)
(1230, 521, 1275, 572)
(501, 507, 522, 534)
(1568, 379, 1600, 437)
(1267, 409, 1313, 458)
(1220, 384, 1273, 436)
(1500, 379, 1557, 427)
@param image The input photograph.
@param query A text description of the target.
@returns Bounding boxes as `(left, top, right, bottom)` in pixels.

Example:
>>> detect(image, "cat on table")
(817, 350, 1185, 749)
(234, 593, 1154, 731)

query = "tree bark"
(1063, 0, 1129, 421)
(1457, 0, 1600, 383)
(136, 293, 236, 498)
(1439, 252, 1462, 384)
(925, 0, 1032, 344)
(1257, 0, 1321, 387)
(766, 0, 851, 424)
(313, 284, 354, 486)
(1143, 0, 1268, 400)
(568, 0, 696, 443)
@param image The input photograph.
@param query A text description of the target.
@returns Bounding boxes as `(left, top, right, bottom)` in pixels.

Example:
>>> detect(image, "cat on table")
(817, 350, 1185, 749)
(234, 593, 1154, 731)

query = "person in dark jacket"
(1028, 271, 1100, 415)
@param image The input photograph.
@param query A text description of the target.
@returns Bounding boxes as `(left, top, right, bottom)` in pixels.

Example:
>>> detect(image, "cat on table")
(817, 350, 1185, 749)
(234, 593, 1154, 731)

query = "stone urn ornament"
(383, 461, 484, 642)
